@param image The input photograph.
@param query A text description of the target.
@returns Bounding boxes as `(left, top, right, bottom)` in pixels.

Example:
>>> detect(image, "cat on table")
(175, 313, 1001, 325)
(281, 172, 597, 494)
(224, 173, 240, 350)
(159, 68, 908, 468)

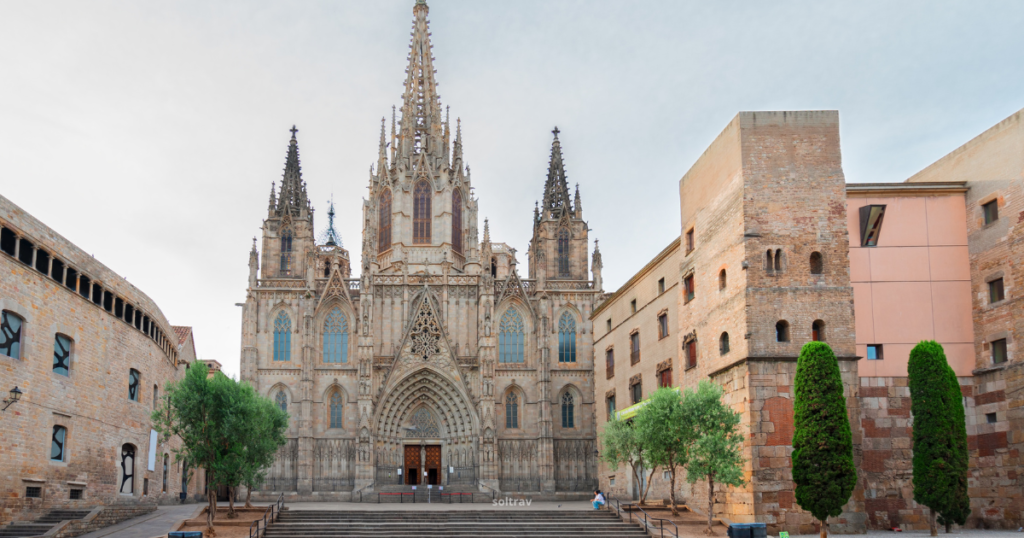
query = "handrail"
(248, 493, 285, 538)
(610, 498, 679, 538)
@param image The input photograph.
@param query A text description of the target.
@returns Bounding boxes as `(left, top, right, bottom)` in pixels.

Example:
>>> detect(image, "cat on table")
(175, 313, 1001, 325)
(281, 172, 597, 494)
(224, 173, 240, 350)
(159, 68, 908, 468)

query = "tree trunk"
(669, 467, 678, 517)
(819, 517, 827, 538)
(244, 485, 253, 509)
(206, 481, 217, 536)
(642, 468, 657, 505)
(705, 474, 715, 536)
(945, 520, 951, 533)
(930, 510, 937, 537)
(227, 486, 237, 518)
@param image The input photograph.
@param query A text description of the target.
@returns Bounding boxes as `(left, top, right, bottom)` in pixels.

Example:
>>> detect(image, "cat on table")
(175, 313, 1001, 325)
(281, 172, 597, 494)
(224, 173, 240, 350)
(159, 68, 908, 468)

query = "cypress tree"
(908, 341, 968, 535)
(792, 342, 857, 538)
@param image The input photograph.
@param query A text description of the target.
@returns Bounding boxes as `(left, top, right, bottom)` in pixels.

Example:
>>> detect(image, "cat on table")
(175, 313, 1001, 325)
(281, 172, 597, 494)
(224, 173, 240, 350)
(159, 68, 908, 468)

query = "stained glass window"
(557, 228, 570, 277)
(276, 391, 287, 412)
(0, 310, 22, 359)
(330, 391, 343, 429)
(505, 392, 519, 429)
(128, 369, 140, 401)
(558, 312, 576, 363)
(53, 334, 71, 376)
(413, 181, 431, 244)
(51, 425, 66, 462)
(452, 189, 463, 254)
(274, 311, 291, 361)
(561, 392, 575, 428)
(408, 407, 440, 437)
(322, 308, 348, 363)
(499, 308, 525, 363)
(378, 189, 392, 253)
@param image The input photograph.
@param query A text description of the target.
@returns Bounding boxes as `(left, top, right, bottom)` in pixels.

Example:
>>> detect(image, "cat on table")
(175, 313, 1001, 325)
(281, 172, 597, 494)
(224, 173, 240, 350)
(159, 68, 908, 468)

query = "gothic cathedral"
(239, 0, 604, 497)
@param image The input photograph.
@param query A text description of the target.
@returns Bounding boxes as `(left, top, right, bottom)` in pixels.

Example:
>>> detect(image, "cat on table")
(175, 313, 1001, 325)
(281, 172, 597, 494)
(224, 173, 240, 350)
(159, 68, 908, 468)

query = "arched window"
(557, 228, 570, 277)
(329, 391, 343, 429)
(498, 308, 525, 363)
(558, 311, 577, 363)
(505, 392, 519, 429)
(413, 180, 431, 244)
(128, 369, 140, 401)
(120, 444, 136, 494)
(273, 311, 291, 362)
(720, 332, 730, 355)
(719, 269, 727, 290)
(561, 392, 575, 428)
(452, 189, 463, 254)
(322, 308, 348, 363)
(810, 252, 823, 275)
(776, 320, 790, 342)
(766, 250, 774, 272)
(378, 189, 392, 253)
(51, 425, 67, 462)
(0, 310, 23, 359)
(279, 229, 293, 274)
(812, 320, 825, 342)
(275, 390, 288, 412)
(775, 249, 783, 272)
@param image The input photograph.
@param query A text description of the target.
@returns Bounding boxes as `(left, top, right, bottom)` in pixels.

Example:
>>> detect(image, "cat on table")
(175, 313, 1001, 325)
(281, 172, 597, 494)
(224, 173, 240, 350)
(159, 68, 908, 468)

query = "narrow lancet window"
(330, 391, 343, 428)
(378, 189, 392, 253)
(505, 392, 519, 429)
(558, 311, 577, 363)
(322, 308, 348, 363)
(413, 181, 431, 244)
(452, 189, 463, 254)
(557, 228, 570, 277)
(561, 392, 575, 428)
(280, 229, 293, 274)
(274, 311, 292, 361)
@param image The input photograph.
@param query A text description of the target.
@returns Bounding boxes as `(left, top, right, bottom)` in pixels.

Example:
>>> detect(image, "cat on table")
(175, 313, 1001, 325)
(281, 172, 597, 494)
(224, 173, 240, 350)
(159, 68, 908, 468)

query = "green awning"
(613, 386, 680, 421)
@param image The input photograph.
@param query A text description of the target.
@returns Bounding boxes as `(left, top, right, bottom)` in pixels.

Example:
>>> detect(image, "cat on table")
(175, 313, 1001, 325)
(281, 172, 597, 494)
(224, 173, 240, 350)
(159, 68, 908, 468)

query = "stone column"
(538, 307, 556, 493)
(297, 300, 315, 495)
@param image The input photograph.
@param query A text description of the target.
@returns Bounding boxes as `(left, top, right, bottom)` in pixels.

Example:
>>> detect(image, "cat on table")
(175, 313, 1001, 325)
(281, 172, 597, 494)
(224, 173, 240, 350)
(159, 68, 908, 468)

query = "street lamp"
(2, 386, 23, 411)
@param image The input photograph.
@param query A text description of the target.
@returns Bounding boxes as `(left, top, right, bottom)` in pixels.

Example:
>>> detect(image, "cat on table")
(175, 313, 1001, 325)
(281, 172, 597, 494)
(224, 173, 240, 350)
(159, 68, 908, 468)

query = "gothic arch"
(501, 384, 526, 431)
(373, 366, 478, 442)
(268, 382, 293, 403)
(321, 383, 347, 431)
(320, 382, 349, 404)
(557, 384, 582, 430)
(313, 298, 355, 364)
(496, 302, 531, 365)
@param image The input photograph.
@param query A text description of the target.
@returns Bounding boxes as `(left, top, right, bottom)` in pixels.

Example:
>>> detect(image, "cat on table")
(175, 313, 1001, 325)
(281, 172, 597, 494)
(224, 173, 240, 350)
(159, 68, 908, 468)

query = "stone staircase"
(0, 510, 92, 538)
(266, 510, 648, 537)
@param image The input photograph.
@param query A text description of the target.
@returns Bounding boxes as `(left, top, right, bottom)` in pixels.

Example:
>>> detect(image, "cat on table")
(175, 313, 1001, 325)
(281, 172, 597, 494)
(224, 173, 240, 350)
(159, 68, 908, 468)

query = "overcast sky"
(2, 1, 1022, 379)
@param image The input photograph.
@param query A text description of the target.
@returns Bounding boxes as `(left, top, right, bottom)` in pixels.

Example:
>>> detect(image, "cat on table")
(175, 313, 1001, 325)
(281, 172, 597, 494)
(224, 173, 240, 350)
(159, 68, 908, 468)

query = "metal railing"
(248, 493, 285, 538)
(610, 498, 679, 538)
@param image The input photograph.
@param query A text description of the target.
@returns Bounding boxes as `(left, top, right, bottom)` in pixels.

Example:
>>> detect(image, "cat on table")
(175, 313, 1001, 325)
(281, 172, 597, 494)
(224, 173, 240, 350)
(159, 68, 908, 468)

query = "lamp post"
(2, 386, 23, 411)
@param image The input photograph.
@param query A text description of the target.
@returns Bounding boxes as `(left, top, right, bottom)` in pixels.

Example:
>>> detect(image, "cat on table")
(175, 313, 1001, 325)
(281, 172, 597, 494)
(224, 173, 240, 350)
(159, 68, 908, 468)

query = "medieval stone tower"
(240, 0, 603, 498)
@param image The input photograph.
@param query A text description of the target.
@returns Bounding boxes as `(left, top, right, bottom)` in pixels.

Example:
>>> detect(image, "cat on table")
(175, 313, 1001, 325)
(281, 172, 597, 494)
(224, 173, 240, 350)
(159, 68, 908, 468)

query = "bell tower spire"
(397, 0, 443, 163)
(541, 127, 573, 218)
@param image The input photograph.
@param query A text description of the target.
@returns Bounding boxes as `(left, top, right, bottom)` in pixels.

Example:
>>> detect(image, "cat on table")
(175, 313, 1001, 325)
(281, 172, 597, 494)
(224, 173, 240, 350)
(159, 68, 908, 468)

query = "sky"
(2, 1, 1023, 379)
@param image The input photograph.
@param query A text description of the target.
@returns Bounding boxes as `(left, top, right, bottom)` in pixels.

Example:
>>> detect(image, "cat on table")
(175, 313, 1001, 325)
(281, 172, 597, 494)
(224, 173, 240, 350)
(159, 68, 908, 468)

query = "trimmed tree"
(239, 386, 289, 508)
(909, 341, 969, 535)
(634, 387, 690, 515)
(599, 417, 658, 505)
(792, 342, 857, 538)
(683, 380, 746, 535)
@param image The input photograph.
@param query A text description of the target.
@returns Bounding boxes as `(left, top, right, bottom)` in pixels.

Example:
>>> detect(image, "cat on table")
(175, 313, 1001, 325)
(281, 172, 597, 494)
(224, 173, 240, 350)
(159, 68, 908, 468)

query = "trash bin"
(168, 532, 203, 538)
(750, 522, 767, 538)
(728, 523, 753, 538)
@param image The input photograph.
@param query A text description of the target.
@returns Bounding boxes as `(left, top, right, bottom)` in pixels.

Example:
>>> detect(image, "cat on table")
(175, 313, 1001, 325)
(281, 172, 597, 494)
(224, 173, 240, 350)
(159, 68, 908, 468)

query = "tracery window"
(558, 311, 576, 363)
(279, 229, 293, 274)
(378, 189, 392, 253)
(0, 310, 23, 359)
(276, 390, 288, 412)
(409, 407, 440, 437)
(329, 391, 343, 429)
(561, 392, 575, 428)
(505, 392, 519, 429)
(120, 444, 136, 494)
(51, 425, 67, 462)
(273, 311, 291, 361)
(322, 308, 348, 363)
(452, 189, 463, 254)
(498, 308, 525, 363)
(53, 334, 71, 376)
(413, 180, 431, 244)
(557, 228, 570, 277)
(128, 369, 140, 401)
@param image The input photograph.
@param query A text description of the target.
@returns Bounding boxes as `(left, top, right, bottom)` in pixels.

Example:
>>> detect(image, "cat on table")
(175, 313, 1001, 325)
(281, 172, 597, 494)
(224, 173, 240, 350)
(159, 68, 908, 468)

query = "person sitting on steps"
(592, 490, 606, 510)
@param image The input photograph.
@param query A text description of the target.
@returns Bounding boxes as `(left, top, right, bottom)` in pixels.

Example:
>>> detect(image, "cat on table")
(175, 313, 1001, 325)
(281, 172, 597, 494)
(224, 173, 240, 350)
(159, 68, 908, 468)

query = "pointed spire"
(277, 125, 309, 215)
(390, 105, 398, 163)
(377, 117, 388, 172)
(398, 0, 441, 158)
(318, 196, 343, 247)
(592, 239, 602, 269)
(574, 183, 582, 218)
(482, 217, 490, 243)
(268, 182, 277, 212)
(541, 126, 573, 218)
(452, 117, 463, 170)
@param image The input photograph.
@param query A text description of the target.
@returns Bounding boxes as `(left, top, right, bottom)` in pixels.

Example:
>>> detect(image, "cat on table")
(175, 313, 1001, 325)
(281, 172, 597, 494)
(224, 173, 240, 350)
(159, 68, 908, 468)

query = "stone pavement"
(74, 505, 200, 538)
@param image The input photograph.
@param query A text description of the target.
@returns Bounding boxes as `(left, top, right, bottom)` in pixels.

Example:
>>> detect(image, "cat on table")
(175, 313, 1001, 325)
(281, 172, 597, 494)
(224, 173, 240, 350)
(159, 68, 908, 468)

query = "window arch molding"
(497, 302, 530, 364)
(323, 385, 345, 429)
(269, 383, 292, 415)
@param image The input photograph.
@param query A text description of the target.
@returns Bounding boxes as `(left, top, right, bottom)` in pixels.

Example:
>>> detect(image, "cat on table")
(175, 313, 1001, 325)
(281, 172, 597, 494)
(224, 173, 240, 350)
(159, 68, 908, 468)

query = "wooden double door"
(404, 445, 442, 486)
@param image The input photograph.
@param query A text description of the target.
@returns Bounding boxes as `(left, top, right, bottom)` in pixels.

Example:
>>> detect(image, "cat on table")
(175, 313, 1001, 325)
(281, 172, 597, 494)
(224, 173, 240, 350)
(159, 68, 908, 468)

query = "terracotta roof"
(172, 326, 192, 348)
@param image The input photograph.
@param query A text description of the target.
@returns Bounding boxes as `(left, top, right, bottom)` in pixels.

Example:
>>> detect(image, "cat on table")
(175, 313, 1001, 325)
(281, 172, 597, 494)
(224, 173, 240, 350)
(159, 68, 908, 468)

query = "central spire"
(398, 0, 443, 160)
(541, 127, 572, 217)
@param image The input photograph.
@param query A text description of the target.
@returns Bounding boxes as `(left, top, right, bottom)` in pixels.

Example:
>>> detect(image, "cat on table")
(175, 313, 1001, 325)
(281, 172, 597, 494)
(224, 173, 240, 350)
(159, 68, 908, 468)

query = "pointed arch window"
(557, 228, 570, 277)
(329, 390, 343, 429)
(413, 180, 432, 244)
(499, 308, 525, 363)
(452, 189, 463, 254)
(558, 312, 577, 363)
(273, 311, 292, 362)
(505, 392, 519, 429)
(279, 229, 293, 274)
(120, 444, 136, 494)
(378, 189, 392, 253)
(322, 308, 348, 363)
(275, 390, 287, 412)
(561, 392, 575, 428)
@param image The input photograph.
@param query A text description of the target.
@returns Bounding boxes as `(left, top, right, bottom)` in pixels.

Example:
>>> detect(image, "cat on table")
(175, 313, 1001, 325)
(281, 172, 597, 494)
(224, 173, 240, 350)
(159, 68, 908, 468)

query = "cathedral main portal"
(403, 444, 442, 486)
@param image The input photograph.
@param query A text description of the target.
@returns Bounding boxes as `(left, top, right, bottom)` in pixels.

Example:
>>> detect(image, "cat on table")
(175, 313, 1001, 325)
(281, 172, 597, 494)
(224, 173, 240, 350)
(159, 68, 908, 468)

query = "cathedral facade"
(239, 0, 602, 497)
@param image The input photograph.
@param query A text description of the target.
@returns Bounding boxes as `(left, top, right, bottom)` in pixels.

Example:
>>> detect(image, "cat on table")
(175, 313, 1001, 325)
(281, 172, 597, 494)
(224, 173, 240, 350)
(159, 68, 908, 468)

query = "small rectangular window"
(143, 478, 149, 496)
(657, 278, 665, 294)
(983, 200, 999, 225)
(129, 369, 140, 401)
(630, 299, 636, 314)
(25, 486, 42, 499)
(658, 314, 669, 339)
(53, 335, 71, 376)
(51, 425, 67, 462)
(609, 477, 615, 487)
(685, 229, 694, 253)
(659, 368, 672, 388)
(992, 339, 1007, 364)
(684, 275, 695, 302)
(986, 412, 997, 424)
(630, 381, 642, 404)
(606, 396, 615, 421)
(686, 340, 697, 369)
(989, 278, 1005, 303)
(605, 349, 614, 379)
(866, 344, 883, 361)
(859, 205, 887, 247)
(606, 319, 612, 332)
(630, 332, 641, 365)
(70, 489, 83, 500)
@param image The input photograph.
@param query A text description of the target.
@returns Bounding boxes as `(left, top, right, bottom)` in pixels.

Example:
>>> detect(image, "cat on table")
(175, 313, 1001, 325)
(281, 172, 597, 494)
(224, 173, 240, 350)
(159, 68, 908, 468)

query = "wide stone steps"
(33, 510, 92, 524)
(0, 509, 93, 538)
(267, 510, 646, 538)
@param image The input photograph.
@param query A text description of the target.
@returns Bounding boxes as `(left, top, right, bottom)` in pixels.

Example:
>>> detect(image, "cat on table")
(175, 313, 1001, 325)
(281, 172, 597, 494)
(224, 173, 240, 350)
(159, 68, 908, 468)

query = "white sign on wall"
(147, 429, 158, 471)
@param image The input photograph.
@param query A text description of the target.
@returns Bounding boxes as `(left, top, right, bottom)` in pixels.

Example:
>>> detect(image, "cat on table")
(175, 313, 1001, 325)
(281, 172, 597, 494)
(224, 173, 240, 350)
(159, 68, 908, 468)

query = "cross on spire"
(290, 125, 298, 139)
(552, 126, 560, 137)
